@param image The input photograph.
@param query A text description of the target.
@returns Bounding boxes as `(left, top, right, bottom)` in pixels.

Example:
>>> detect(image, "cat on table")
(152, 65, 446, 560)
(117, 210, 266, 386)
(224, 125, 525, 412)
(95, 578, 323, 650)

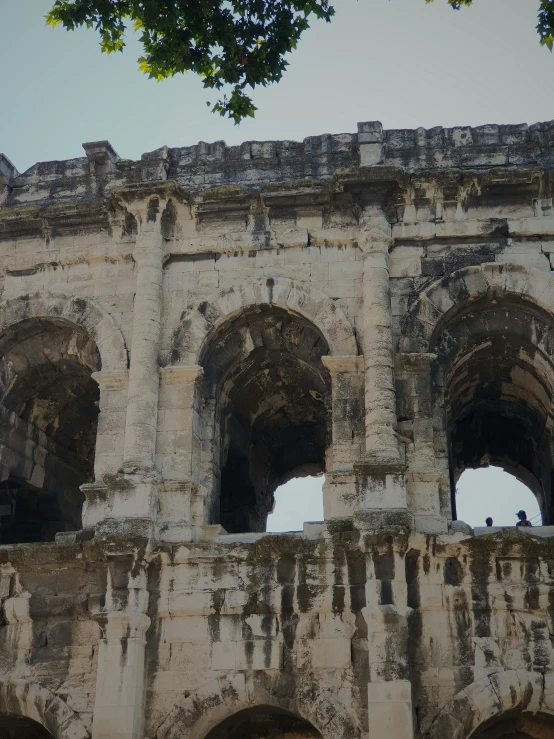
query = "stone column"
(122, 198, 165, 474)
(360, 219, 399, 461)
(92, 554, 150, 739)
(355, 216, 408, 519)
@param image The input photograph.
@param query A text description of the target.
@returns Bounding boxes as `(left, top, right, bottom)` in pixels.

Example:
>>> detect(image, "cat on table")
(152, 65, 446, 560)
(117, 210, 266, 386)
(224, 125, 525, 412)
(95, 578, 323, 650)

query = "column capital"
(394, 352, 438, 373)
(112, 181, 180, 233)
(101, 612, 151, 640)
(160, 365, 203, 385)
(92, 369, 129, 391)
(358, 213, 393, 253)
(321, 355, 364, 374)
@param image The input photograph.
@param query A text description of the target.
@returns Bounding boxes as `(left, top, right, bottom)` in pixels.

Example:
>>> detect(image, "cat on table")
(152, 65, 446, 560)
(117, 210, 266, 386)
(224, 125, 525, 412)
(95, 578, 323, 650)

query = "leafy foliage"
(538, 0, 554, 51)
(46, 0, 553, 123)
(46, 0, 334, 123)
(427, 0, 554, 50)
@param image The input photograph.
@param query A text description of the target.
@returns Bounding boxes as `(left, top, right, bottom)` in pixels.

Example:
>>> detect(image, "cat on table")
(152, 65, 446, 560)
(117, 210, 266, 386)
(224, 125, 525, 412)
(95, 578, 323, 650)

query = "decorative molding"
(160, 365, 203, 385)
(92, 370, 129, 391)
(321, 355, 364, 374)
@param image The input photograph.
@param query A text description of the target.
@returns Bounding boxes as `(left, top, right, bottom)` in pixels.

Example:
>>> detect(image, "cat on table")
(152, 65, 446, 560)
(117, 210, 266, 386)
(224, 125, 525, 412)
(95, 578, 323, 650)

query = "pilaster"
(364, 537, 415, 739)
(156, 365, 203, 481)
(395, 352, 450, 533)
(92, 552, 150, 739)
(91, 370, 129, 479)
(321, 355, 364, 519)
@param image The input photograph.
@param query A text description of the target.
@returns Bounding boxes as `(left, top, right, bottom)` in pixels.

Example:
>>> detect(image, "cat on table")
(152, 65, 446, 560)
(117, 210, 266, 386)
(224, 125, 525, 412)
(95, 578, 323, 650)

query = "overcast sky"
(2, 0, 551, 530)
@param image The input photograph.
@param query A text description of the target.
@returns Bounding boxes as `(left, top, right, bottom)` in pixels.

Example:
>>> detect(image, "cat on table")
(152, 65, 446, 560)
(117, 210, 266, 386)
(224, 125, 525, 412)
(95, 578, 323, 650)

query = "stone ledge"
(474, 525, 554, 537)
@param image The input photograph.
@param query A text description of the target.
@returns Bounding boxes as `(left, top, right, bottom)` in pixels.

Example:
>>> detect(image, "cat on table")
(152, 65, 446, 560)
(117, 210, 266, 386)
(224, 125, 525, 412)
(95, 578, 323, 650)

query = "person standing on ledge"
(516, 510, 532, 527)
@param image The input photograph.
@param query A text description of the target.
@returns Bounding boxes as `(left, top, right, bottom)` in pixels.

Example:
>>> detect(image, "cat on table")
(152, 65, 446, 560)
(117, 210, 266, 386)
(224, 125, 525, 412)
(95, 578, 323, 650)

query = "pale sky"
(2, 0, 554, 172)
(2, 0, 552, 531)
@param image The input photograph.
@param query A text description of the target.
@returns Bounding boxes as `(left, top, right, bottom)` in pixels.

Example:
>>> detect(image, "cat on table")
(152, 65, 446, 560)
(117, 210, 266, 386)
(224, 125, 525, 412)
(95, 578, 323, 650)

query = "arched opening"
(456, 466, 542, 528)
(472, 710, 554, 738)
(204, 706, 322, 739)
(431, 295, 554, 524)
(266, 474, 325, 532)
(0, 317, 100, 542)
(200, 305, 331, 534)
(0, 714, 53, 738)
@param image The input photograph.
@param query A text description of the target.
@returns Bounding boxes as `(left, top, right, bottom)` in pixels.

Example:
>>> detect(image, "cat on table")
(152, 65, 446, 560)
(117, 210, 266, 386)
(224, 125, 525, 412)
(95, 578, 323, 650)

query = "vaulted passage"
(472, 711, 554, 738)
(0, 714, 54, 738)
(0, 317, 100, 543)
(432, 295, 554, 523)
(200, 306, 330, 533)
(204, 706, 322, 739)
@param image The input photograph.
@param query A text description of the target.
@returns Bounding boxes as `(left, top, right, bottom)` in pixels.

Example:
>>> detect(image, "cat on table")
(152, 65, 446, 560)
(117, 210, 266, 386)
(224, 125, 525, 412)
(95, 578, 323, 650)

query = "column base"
(156, 480, 201, 542)
(82, 473, 158, 527)
(95, 516, 154, 541)
(355, 457, 408, 510)
(354, 509, 413, 532)
(119, 460, 155, 475)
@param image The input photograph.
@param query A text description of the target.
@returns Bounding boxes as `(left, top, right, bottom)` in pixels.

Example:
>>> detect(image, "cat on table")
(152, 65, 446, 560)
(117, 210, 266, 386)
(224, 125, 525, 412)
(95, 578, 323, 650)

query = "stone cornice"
(110, 179, 190, 206)
(0, 167, 552, 244)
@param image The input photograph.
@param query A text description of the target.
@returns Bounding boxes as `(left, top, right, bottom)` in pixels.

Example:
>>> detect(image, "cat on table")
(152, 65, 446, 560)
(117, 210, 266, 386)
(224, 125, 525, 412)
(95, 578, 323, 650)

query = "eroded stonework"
(2, 120, 554, 738)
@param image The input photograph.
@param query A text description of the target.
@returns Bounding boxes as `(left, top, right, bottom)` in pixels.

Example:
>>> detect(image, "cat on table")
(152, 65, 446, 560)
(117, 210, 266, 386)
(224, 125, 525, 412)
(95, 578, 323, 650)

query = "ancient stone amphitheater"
(1, 120, 554, 739)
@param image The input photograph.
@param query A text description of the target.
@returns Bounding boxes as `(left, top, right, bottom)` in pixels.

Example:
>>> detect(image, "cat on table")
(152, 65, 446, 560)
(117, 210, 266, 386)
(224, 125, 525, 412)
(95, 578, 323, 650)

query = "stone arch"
(425, 669, 554, 739)
(0, 293, 128, 540)
(0, 678, 90, 739)
(401, 263, 554, 522)
(154, 672, 360, 739)
(400, 263, 554, 353)
(0, 292, 128, 371)
(171, 276, 358, 366)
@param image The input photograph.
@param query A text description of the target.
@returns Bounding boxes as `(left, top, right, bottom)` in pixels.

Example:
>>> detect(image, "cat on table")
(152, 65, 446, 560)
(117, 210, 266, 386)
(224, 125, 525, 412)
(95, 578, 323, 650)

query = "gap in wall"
(456, 466, 542, 528)
(266, 475, 324, 533)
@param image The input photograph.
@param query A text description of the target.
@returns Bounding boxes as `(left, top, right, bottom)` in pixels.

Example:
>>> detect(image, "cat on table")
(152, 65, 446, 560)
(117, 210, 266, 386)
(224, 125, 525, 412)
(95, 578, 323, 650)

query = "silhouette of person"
(516, 510, 532, 527)
(485, 517, 493, 527)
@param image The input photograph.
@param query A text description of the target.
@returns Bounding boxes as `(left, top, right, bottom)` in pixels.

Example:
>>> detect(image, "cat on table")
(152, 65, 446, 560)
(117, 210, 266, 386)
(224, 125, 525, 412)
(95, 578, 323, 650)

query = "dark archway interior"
(432, 296, 554, 523)
(201, 305, 330, 534)
(204, 706, 322, 739)
(472, 710, 554, 738)
(0, 715, 53, 738)
(0, 317, 100, 543)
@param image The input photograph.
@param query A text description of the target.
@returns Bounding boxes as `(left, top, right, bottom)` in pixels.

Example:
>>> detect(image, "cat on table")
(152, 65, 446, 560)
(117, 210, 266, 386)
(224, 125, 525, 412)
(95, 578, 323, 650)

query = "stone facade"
(2, 120, 554, 738)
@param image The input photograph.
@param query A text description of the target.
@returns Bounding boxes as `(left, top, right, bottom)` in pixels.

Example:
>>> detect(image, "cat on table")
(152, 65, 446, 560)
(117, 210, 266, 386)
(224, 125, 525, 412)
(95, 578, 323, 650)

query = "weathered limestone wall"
(2, 120, 554, 738)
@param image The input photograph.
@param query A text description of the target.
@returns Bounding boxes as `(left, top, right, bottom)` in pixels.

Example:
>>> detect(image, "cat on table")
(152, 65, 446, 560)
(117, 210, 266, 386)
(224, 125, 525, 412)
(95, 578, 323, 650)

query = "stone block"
(311, 637, 351, 669)
(211, 641, 236, 671)
(358, 121, 384, 144)
(235, 640, 283, 670)
(367, 681, 414, 739)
